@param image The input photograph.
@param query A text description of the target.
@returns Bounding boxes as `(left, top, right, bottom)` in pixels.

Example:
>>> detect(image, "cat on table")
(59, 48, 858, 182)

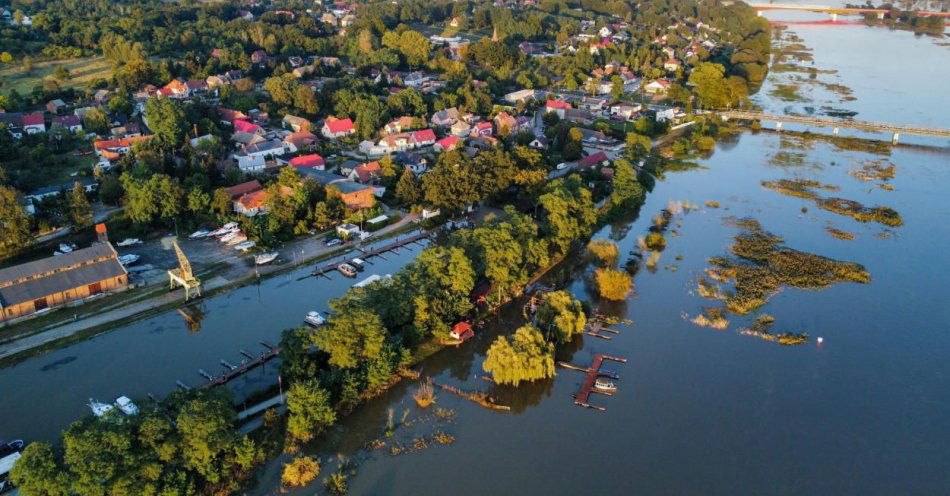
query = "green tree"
(211, 187, 232, 217)
(282, 456, 320, 487)
(68, 182, 93, 228)
(0, 185, 32, 259)
(536, 291, 586, 343)
(9, 442, 69, 496)
(538, 177, 597, 254)
(595, 268, 633, 300)
(53, 66, 70, 82)
(312, 307, 387, 368)
(482, 325, 555, 386)
(81, 107, 110, 135)
(395, 167, 421, 205)
(188, 187, 210, 214)
(144, 97, 187, 148)
(610, 158, 644, 208)
(688, 62, 731, 109)
(286, 380, 336, 442)
(587, 239, 619, 267)
(175, 391, 239, 484)
(407, 246, 475, 339)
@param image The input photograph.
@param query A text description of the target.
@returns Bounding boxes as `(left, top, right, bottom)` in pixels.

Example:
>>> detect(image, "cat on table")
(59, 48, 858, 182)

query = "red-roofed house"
(434, 135, 460, 152)
(233, 119, 264, 136)
(233, 189, 269, 217)
(410, 129, 436, 147)
(218, 108, 247, 126)
(52, 115, 82, 132)
(472, 121, 493, 137)
(289, 154, 325, 170)
(284, 129, 318, 153)
(493, 112, 518, 135)
(578, 151, 609, 169)
(545, 100, 571, 118)
(449, 322, 474, 342)
(349, 161, 381, 184)
(226, 180, 263, 200)
(22, 113, 46, 134)
(93, 136, 152, 160)
(163, 79, 190, 98)
(322, 117, 355, 139)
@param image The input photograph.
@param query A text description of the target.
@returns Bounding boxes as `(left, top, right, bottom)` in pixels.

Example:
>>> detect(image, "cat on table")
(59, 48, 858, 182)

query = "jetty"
(190, 341, 281, 389)
(310, 231, 433, 278)
(570, 353, 627, 411)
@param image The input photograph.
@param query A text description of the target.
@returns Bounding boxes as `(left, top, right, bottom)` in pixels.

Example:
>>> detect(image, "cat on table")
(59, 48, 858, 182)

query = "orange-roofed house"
(233, 189, 270, 217)
(93, 135, 152, 160)
(284, 129, 318, 153)
(545, 99, 571, 117)
(493, 112, 518, 136)
(349, 161, 381, 184)
(164, 79, 190, 98)
(450, 322, 474, 341)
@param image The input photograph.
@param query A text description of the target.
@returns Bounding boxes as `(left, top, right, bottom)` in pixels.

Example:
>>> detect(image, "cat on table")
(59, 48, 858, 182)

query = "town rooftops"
(411, 129, 436, 143)
(0, 243, 126, 308)
(353, 161, 381, 183)
(435, 135, 459, 150)
(52, 115, 81, 127)
(330, 180, 373, 194)
(233, 119, 262, 134)
(546, 100, 571, 110)
(578, 151, 609, 168)
(236, 190, 268, 210)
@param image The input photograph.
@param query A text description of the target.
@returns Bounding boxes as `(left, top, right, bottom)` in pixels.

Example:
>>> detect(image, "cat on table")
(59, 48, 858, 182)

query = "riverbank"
(0, 214, 420, 364)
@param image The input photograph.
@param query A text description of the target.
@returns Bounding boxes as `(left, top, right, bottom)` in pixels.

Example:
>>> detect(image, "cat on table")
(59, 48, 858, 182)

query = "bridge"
(717, 110, 950, 144)
(747, 3, 950, 21)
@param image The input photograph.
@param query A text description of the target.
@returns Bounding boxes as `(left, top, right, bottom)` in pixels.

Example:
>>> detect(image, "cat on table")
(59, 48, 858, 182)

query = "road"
(34, 206, 124, 244)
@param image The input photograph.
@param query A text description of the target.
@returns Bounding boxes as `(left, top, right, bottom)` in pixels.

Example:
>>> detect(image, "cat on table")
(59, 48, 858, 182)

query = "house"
(410, 129, 436, 147)
(450, 120, 471, 137)
(329, 181, 375, 209)
(233, 119, 264, 136)
(578, 151, 609, 169)
(163, 79, 190, 98)
(430, 107, 460, 127)
(472, 122, 493, 137)
(340, 13, 356, 27)
(22, 113, 45, 134)
(563, 108, 594, 125)
(504, 89, 539, 104)
(383, 116, 415, 135)
(251, 50, 267, 64)
(282, 115, 311, 132)
(403, 71, 430, 88)
(528, 136, 549, 149)
(393, 152, 428, 174)
(580, 96, 609, 112)
(545, 99, 571, 118)
(226, 180, 263, 200)
(664, 58, 682, 72)
(336, 223, 361, 238)
(93, 136, 152, 160)
(598, 26, 613, 37)
(218, 108, 247, 126)
(449, 322, 474, 342)
(289, 153, 325, 170)
(349, 161, 381, 184)
(611, 103, 642, 120)
(233, 189, 269, 217)
(185, 79, 209, 95)
(321, 12, 338, 25)
(0, 112, 23, 138)
(110, 122, 141, 139)
(655, 108, 676, 123)
(322, 117, 355, 139)
(233, 139, 286, 172)
(493, 112, 518, 135)
(643, 79, 671, 94)
(51, 115, 82, 133)
(46, 99, 67, 114)
(93, 89, 111, 104)
(0, 243, 128, 323)
(359, 140, 387, 156)
(434, 135, 460, 152)
(288, 56, 304, 68)
(284, 129, 318, 153)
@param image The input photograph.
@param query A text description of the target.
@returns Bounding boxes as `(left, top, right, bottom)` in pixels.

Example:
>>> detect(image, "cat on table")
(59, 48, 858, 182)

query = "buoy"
(817, 336, 824, 345)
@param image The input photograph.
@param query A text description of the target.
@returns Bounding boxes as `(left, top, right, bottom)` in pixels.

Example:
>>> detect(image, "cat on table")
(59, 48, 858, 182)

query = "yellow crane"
(168, 240, 201, 300)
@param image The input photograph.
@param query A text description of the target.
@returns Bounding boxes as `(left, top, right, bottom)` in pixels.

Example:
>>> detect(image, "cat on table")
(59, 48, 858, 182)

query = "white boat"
(116, 238, 141, 247)
(189, 228, 212, 239)
(350, 258, 366, 271)
(53, 250, 64, 256)
(59, 243, 76, 253)
(222, 222, 239, 230)
(114, 396, 139, 416)
(118, 254, 140, 266)
(88, 399, 114, 417)
(304, 311, 326, 327)
(219, 230, 241, 243)
(255, 252, 278, 265)
(234, 240, 256, 251)
(226, 233, 248, 245)
(594, 378, 617, 392)
(337, 263, 358, 278)
(209, 226, 232, 237)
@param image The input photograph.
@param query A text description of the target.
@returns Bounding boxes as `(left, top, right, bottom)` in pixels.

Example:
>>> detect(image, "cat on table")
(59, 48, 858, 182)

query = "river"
(249, 15, 950, 496)
(0, 238, 428, 442)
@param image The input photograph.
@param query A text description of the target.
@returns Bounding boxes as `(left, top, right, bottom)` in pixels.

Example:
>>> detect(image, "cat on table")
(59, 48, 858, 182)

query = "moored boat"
(219, 230, 241, 243)
(593, 378, 617, 392)
(304, 311, 326, 327)
(337, 263, 358, 277)
(118, 254, 140, 266)
(59, 243, 76, 253)
(255, 251, 278, 265)
(350, 258, 366, 271)
(88, 399, 115, 417)
(189, 228, 212, 239)
(234, 240, 256, 251)
(0, 440, 24, 494)
(114, 396, 139, 416)
(116, 238, 142, 246)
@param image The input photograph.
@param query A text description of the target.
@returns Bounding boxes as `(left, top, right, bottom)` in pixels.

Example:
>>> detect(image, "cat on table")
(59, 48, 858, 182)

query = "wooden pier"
(311, 231, 433, 278)
(572, 354, 627, 411)
(189, 342, 281, 390)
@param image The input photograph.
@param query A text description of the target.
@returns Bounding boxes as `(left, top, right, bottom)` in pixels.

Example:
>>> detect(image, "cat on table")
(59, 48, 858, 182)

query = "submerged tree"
(595, 268, 633, 301)
(536, 291, 587, 344)
(482, 325, 555, 386)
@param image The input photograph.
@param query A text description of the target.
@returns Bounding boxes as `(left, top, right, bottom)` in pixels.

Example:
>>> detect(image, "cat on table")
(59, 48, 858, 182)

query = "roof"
(22, 113, 44, 126)
(452, 322, 472, 334)
(93, 135, 151, 150)
(285, 129, 318, 149)
(475, 122, 492, 130)
(579, 151, 609, 168)
(331, 180, 373, 194)
(0, 243, 126, 307)
(244, 139, 284, 155)
(289, 153, 324, 168)
(546, 100, 571, 109)
(226, 180, 262, 199)
(436, 135, 459, 149)
(324, 117, 354, 133)
(411, 129, 436, 142)
(236, 190, 269, 210)
(233, 119, 262, 134)
(353, 161, 381, 183)
(52, 115, 81, 127)
(219, 108, 247, 123)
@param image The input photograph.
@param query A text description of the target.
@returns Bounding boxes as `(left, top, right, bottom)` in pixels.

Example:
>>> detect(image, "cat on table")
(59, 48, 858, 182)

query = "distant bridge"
(747, 3, 950, 21)
(717, 110, 950, 144)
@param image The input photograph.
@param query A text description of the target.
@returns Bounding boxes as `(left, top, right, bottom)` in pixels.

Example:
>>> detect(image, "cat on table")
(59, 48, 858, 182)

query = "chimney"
(95, 223, 109, 244)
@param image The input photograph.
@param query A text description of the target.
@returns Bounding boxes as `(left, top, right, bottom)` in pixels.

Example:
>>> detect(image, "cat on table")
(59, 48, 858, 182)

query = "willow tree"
(536, 291, 587, 344)
(482, 325, 554, 386)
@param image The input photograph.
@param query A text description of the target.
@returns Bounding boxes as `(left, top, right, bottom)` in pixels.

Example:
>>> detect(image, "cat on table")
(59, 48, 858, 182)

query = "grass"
(705, 219, 870, 315)
(761, 177, 903, 227)
(761, 178, 839, 200)
(825, 227, 856, 240)
(0, 56, 112, 95)
(738, 314, 809, 346)
(412, 378, 435, 408)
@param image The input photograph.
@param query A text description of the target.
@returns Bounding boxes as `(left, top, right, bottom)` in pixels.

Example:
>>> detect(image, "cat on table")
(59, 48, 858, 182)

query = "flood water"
(251, 18, 950, 496)
(0, 237, 428, 442)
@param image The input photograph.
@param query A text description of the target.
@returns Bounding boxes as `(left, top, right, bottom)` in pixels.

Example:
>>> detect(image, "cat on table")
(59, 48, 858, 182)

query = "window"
(33, 297, 48, 312)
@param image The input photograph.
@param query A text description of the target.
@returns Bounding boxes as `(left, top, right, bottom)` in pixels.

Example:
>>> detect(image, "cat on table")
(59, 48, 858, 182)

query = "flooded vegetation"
(762, 177, 904, 226)
(738, 314, 809, 346)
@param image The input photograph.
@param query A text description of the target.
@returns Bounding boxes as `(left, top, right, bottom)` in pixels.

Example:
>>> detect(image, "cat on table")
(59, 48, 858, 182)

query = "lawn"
(0, 56, 113, 96)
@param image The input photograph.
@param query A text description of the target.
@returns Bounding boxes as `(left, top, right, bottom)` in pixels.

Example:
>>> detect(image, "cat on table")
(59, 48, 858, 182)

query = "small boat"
(350, 258, 366, 271)
(189, 228, 212, 239)
(222, 222, 239, 230)
(116, 238, 141, 247)
(304, 311, 326, 327)
(593, 378, 617, 392)
(255, 251, 278, 265)
(114, 396, 139, 416)
(234, 240, 256, 251)
(219, 230, 241, 243)
(226, 233, 248, 245)
(59, 243, 76, 253)
(209, 226, 233, 237)
(337, 263, 358, 278)
(88, 399, 114, 417)
(118, 254, 140, 266)
(0, 440, 24, 458)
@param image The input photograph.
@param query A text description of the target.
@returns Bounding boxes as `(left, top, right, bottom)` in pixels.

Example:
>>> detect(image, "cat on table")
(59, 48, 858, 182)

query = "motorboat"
(255, 252, 278, 265)
(226, 233, 248, 245)
(0, 440, 23, 459)
(118, 254, 140, 266)
(114, 396, 139, 416)
(234, 240, 256, 251)
(304, 311, 326, 327)
(53, 250, 64, 256)
(88, 399, 115, 417)
(593, 378, 617, 392)
(219, 230, 241, 243)
(59, 242, 76, 253)
(116, 238, 142, 247)
(222, 222, 239, 230)
(337, 263, 358, 278)
(189, 228, 212, 239)
(0, 440, 24, 494)
(350, 258, 366, 271)
(209, 226, 234, 237)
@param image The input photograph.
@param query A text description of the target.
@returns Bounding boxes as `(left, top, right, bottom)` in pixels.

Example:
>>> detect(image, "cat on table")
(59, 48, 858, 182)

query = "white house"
(322, 117, 355, 139)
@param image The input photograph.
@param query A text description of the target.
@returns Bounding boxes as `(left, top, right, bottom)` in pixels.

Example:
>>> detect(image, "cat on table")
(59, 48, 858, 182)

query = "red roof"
(289, 154, 325, 168)
(353, 161, 381, 183)
(22, 113, 44, 126)
(233, 119, 262, 134)
(158, 88, 175, 96)
(226, 180, 263, 199)
(475, 122, 492, 131)
(451, 322, 474, 341)
(411, 129, 436, 143)
(435, 136, 459, 150)
(579, 151, 608, 168)
(324, 117, 354, 134)
(237, 190, 269, 210)
(546, 100, 571, 110)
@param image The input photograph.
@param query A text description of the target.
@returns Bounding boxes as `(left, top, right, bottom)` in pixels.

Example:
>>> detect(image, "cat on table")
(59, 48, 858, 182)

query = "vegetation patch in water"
(739, 314, 809, 346)
(761, 178, 839, 199)
(690, 306, 729, 330)
(706, 201, 720, 208)
(830, 136, 892, 155)
(817, 198, 903, 226)
(850, 160, 896, 182)
(825, 227, 856, 240)
(706, 219, 870, 314)
(769, 151, 807, 168)
(769, 83, 806, 102)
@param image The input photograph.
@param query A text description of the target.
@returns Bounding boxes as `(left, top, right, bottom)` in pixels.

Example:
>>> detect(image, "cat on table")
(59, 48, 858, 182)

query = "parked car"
(325, 238, 342, 247)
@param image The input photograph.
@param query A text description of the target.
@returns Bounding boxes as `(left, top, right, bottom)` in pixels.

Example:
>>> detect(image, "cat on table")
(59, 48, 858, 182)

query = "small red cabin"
(450, 322, 474, 342)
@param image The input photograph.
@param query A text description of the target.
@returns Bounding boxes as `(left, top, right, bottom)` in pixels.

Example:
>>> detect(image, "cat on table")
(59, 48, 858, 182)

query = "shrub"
(595, 268, 633, 300)
(644, 232, 666, 251)
(413, 378, 435, 408)
(586, 239, 619, 267)
(281, 456, 320, 487)
(324, 472, 349, 495)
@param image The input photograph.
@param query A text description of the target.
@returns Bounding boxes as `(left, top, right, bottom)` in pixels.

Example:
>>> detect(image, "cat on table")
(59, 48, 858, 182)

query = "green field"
(0, 56, 113, 96)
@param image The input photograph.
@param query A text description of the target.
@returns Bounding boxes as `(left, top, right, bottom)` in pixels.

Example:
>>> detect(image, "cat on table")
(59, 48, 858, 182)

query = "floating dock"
(572, 354, 627, 411)
(193, 342, 281, 389)
(311, 231, 433, 278)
